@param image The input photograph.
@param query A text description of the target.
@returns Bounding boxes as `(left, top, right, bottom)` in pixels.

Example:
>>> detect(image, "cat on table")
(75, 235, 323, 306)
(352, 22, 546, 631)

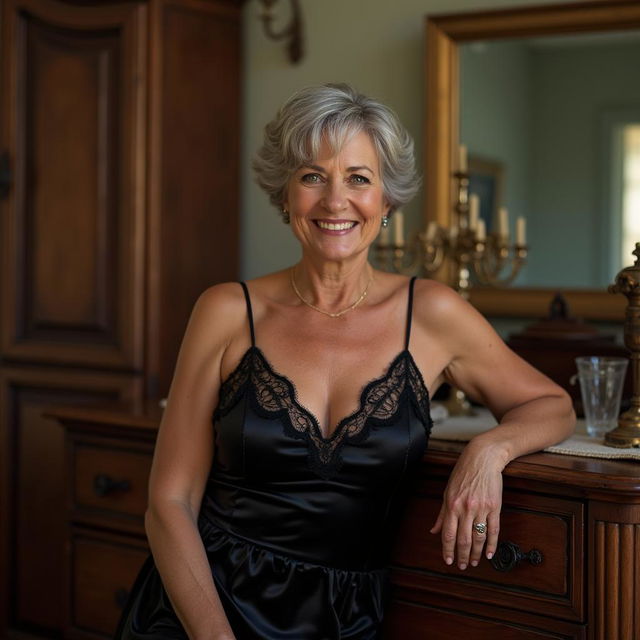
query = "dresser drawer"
(390, 489, 584, 622)
(383, 599, 586, 640)
(73, 441, 152, 519)
(70, 533, 148, 637)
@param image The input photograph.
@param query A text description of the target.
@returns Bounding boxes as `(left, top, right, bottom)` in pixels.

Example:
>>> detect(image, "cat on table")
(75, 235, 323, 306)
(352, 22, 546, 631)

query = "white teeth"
(316, 221, 356, 231)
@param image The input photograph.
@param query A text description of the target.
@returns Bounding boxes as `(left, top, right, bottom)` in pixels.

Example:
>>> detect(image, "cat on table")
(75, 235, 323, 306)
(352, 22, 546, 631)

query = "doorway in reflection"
(620, 123, 640, 266)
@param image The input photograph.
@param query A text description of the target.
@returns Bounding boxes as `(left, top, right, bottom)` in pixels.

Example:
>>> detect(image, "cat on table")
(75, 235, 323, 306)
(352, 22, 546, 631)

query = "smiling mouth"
(314, 220, 357, 231)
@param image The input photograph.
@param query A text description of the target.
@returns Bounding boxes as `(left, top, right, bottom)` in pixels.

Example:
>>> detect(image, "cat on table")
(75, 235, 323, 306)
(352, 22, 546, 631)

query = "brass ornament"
(605, 243, 640, 448)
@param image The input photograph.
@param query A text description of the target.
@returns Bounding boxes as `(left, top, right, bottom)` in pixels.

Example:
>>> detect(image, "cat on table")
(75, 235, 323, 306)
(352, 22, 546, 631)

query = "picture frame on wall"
(468, 155, 505, 232)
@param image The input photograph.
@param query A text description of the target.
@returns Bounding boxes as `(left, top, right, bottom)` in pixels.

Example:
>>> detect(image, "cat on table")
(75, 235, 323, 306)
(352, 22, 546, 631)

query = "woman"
(116, 84, 574, 639)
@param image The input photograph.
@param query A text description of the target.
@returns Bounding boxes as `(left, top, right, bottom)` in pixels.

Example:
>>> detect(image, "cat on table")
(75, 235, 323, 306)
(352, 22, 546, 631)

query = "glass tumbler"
(575, 356, 628, 438)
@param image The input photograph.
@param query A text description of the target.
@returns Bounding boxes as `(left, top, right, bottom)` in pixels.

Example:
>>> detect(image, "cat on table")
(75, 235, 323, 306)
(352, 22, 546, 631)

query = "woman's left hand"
(430, 439, 505, 570)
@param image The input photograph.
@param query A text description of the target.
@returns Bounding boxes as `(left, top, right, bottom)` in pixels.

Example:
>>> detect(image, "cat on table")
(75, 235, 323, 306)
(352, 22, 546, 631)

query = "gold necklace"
(290, 267, 374, 318)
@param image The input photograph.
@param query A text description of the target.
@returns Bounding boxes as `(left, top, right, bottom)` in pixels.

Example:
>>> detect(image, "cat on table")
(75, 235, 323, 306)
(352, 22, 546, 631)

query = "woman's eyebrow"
(300, 164, 374, 173)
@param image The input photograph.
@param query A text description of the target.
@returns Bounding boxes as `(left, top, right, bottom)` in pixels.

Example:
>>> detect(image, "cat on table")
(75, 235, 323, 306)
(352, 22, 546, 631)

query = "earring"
(282, 208, 290, 224)
(381, 216, 389, 228)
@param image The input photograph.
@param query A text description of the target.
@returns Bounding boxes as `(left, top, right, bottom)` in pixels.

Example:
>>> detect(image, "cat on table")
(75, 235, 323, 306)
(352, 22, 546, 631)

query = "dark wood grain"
(0, 0, 241, 636)
(0, 368, 139, 632)
(146, 0, 241, 397)
(71, 531, 148, 637)
(1, 0, 146, 369)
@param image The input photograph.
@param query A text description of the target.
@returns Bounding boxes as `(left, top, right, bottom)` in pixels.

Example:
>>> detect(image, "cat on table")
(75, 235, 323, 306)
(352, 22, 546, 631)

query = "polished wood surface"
(71, 530, 149, 637)
(0, 0, 241, 635)
(382, 440, 640, 639)
(0, 0, 147, 369)
(0, 369, 140, 633)
(55, 409, 155, 638)
(146, 0, 241, 396)
(49, 405, 640, 639)
(424, 1, 640, 320)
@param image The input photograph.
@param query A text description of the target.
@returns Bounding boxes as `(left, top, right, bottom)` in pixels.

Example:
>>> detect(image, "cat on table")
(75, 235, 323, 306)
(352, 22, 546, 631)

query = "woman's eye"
(301, 173, 321, 184)
(349, 174, 371, 185)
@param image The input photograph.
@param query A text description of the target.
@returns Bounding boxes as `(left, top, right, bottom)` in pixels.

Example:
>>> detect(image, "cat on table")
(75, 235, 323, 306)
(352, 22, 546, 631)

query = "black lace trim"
(214, 347, 431, 479)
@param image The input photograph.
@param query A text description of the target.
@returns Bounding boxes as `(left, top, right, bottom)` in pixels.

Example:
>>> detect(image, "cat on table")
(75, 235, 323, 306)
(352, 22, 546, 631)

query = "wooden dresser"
(49, 406, 640, 640)
(49, 406, 159, 639)
(385, 443, 640, 640)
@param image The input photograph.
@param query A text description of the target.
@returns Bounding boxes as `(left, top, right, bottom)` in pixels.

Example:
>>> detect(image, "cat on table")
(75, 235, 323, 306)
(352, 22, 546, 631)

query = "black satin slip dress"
(115, 276, 433, 640)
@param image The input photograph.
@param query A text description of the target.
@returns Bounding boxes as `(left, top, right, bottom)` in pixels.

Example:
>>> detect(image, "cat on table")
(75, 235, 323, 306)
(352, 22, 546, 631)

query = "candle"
(458, 144, 468, 173)
(394, 210, 404, 246)
(378, 225, 390, 247)
(497, 206, 509, 238)
(426, 221, 438, 242)
(469, 193, 480, 230)
(516, 217, 526, 245)
(476, 219, 486, 241)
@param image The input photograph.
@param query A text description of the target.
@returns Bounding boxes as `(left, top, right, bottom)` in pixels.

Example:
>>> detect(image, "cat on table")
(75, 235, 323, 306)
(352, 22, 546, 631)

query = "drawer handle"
(115, 588, 129, 609)
(490, 541, 543, 573)
(93, 473, 131, 497)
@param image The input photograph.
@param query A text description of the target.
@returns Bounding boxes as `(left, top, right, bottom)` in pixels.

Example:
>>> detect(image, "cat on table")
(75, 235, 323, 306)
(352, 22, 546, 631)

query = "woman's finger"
(469, 517, 488, 567)
(440, 511, 459, 566)
(485, 510, 501, 560)
(430, 505, 444, 535)
(455, 513, 474, 570)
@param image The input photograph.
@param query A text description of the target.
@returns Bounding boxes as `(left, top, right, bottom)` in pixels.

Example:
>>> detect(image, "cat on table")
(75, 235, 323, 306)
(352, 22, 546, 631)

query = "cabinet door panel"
(147, 0, 241, 396)
(0, 367, 140, 632)
(0, 0, 146, 368)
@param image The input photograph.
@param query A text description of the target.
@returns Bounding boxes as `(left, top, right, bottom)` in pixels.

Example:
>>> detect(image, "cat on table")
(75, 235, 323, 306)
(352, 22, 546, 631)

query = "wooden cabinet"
(49, 407, 640, 640)
(0, 0, 241, 635)
(57, 408, 157, 638)
(382, 443, 640, 640)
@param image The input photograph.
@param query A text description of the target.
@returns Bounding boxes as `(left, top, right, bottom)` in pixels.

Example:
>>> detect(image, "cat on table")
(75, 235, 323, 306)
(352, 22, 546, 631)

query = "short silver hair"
(253, 83, 420, 216)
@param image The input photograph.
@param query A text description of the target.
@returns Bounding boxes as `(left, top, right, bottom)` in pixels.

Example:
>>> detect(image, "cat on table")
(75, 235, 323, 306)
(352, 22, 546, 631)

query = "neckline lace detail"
(214, 347, 431, 479)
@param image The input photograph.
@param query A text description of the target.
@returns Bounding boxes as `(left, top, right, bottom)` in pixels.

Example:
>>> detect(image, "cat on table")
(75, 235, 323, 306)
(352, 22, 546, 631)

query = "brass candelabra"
(605, 243, 640, 448)
(375, 169, 528, 300)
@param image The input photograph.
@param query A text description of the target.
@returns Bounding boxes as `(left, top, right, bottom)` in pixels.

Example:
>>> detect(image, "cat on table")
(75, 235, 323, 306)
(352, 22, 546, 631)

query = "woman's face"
(284, 130, 389, 263)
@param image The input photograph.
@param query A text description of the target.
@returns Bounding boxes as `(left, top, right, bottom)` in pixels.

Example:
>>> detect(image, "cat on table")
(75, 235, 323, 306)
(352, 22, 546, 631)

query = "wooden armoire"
(0, 0, 242, 635)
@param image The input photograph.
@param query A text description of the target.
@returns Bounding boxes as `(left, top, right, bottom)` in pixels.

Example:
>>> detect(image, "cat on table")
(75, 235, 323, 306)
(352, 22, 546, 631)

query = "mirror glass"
(459, 32, 640, 290)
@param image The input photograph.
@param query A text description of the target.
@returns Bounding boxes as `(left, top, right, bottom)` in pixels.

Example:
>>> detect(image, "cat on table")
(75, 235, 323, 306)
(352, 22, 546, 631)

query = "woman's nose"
(321, 180, 348, 212)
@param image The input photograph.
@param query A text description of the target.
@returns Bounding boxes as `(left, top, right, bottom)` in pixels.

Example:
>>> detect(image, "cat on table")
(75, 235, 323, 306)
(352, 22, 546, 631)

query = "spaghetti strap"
(239, 282, 256, 347)
(404, 277, 417, 350)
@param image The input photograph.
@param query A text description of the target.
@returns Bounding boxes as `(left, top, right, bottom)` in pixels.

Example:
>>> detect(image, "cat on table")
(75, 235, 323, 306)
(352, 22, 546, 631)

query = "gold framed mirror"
(424, 0, 640, 321)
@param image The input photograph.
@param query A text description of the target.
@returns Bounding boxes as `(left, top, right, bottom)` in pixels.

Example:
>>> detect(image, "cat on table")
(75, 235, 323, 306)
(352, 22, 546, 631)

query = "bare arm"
(145, 284, 245, 639)
(416, 281, 575, 570)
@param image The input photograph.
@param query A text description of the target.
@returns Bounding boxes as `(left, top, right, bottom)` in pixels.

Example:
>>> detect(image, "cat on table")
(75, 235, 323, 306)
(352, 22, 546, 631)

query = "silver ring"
(473, 522, 487, 535)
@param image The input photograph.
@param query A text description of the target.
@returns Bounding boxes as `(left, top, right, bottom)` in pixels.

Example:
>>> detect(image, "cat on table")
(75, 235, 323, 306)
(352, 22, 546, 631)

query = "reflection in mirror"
(459, 32, 640, 290)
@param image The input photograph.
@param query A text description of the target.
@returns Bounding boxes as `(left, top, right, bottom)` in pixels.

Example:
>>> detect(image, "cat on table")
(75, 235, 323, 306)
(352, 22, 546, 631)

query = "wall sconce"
(258, 0, 304, 64)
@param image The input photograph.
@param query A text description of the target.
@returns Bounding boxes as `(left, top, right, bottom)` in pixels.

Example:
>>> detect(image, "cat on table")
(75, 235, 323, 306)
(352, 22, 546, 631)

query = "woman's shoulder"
(194, 281, 247, 315)
(186, 281, 253, 346)
(413, 276, 462, 305)
(411, 277, 481, 329)
(194, 272, 289, 325)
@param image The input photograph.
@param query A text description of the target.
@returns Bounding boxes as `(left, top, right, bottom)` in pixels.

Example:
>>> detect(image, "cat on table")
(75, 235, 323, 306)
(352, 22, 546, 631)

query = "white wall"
(240, 0, 581, 279)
